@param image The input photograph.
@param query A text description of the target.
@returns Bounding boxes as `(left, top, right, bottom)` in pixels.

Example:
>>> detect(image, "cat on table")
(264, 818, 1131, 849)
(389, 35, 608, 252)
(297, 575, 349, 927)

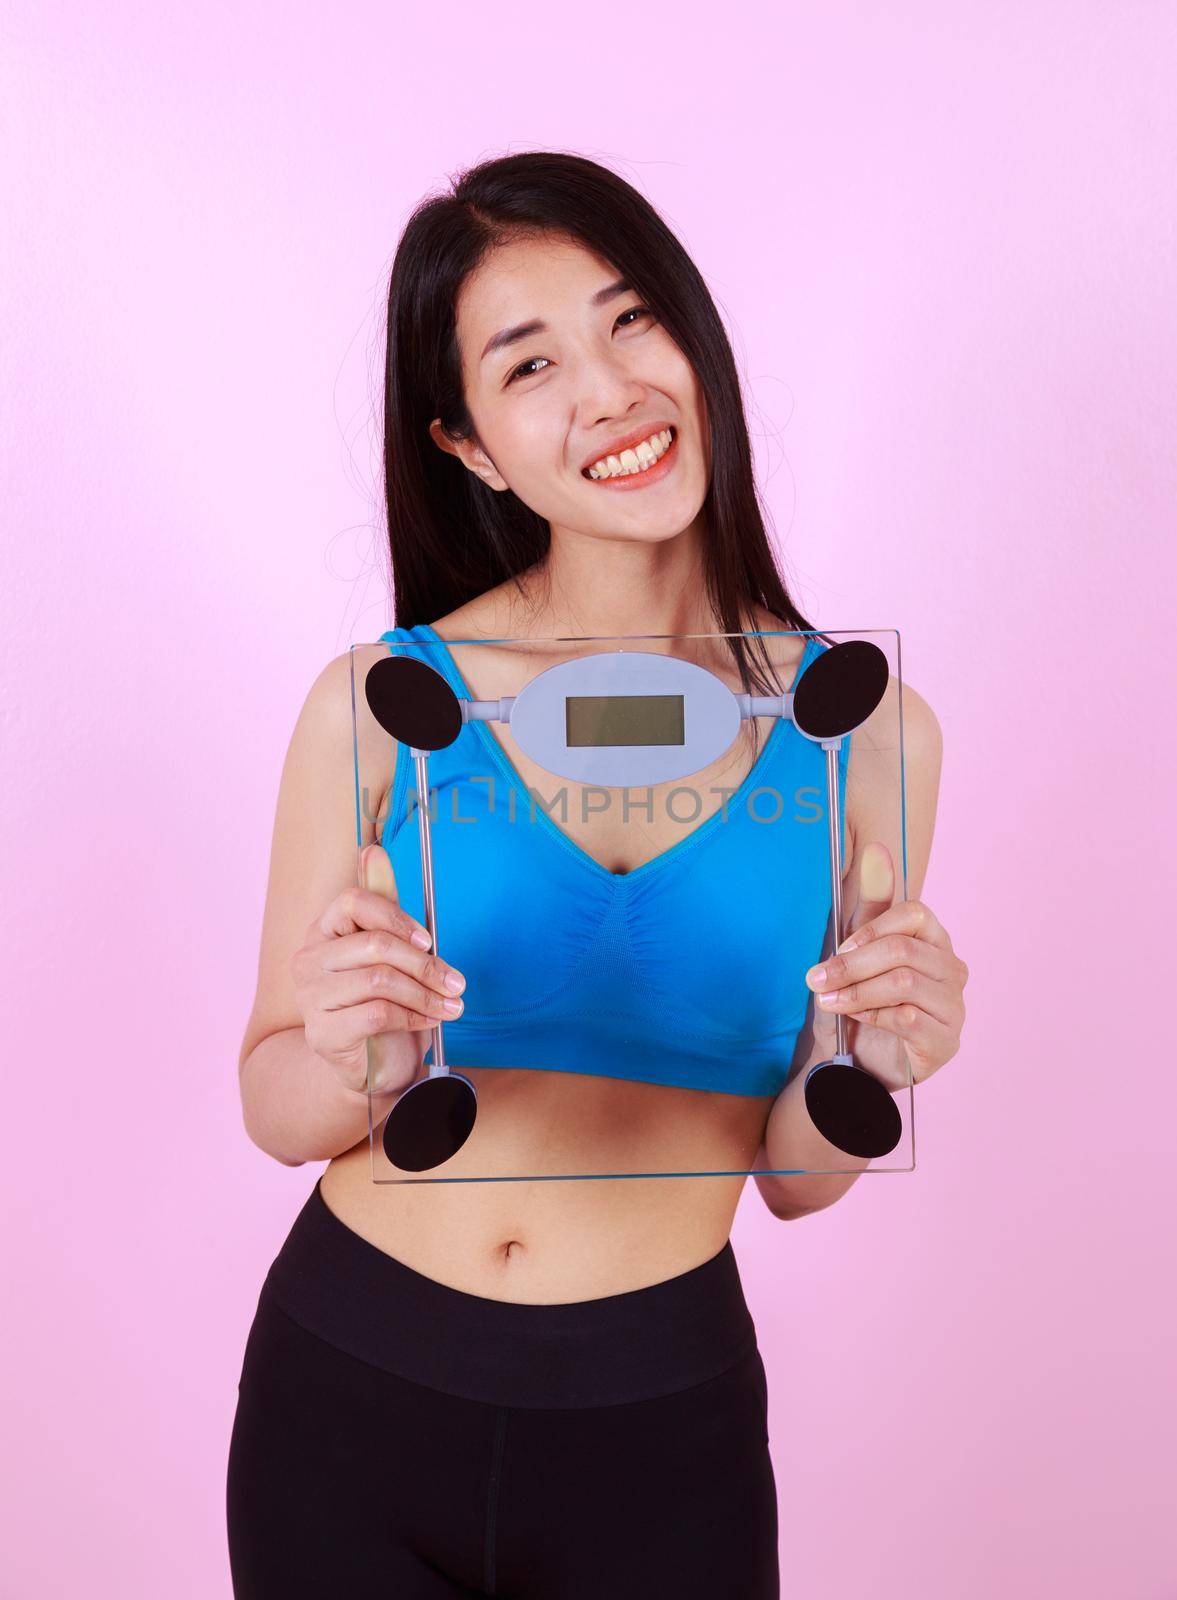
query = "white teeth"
(586, 428, 674, 479)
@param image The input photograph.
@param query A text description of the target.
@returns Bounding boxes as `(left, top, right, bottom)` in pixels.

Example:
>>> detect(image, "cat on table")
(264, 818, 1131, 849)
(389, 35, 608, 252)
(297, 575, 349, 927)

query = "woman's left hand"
(804, 841, 969, 1089)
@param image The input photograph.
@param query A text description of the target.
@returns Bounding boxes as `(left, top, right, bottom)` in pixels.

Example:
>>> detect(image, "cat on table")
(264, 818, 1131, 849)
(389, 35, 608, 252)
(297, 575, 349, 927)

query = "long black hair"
(382, 150, 821, 713)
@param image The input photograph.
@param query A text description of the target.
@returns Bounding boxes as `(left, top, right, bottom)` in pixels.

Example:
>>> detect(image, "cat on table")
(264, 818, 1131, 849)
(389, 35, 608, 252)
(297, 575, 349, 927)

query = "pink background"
(3, 4, 1175, 1595)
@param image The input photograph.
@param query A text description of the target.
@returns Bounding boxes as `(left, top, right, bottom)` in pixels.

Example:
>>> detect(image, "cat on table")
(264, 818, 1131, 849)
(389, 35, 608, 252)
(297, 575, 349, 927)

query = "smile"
(582, 427, 679, 490)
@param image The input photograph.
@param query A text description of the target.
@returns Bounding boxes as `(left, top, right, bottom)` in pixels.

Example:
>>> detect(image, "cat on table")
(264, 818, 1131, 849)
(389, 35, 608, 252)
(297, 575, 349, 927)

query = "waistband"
(260, 1178, 758, 1409)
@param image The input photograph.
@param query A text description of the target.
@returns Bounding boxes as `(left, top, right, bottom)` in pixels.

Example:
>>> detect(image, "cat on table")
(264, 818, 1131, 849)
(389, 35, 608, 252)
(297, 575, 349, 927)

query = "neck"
(508, 513, 725, 638)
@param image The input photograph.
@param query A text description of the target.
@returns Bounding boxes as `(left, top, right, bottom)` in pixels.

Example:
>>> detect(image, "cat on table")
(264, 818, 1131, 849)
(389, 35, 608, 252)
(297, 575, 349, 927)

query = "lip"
(582, 427, 681, 491)
(579, 423, 676, 477)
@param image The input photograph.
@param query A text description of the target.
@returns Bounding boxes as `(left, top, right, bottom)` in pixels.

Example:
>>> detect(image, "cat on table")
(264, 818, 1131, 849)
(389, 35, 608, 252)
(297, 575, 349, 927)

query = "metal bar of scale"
(412, 747, 447, 1078)
(824, 740, 847, 1061)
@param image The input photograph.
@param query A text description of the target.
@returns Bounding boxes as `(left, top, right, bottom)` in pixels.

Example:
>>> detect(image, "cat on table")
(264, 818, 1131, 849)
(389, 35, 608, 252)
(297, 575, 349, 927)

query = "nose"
(573, 345, 648, 427)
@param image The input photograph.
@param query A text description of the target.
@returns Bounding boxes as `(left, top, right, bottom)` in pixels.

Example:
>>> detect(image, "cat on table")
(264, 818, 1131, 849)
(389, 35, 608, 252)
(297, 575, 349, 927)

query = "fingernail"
(837, 936, 859, 954)
(807, 965, 827, 986)
(410, 928, 432, 950)
(818, 990, 844, 1006)
(444, 970, 465, 994)
(442, 997, 463, 1014)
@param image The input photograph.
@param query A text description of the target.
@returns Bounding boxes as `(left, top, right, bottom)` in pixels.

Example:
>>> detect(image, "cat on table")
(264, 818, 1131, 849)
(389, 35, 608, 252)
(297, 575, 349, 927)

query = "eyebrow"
(479, 277, 633, 364)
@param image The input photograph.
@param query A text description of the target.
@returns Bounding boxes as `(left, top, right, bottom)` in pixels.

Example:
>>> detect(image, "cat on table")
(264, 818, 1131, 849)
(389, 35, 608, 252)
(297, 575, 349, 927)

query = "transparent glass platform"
(350, 626, 911, 1185)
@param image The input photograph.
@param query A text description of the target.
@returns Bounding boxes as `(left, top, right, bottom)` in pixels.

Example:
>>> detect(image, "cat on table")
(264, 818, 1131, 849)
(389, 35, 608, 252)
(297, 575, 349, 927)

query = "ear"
(428, 417, 509, 492)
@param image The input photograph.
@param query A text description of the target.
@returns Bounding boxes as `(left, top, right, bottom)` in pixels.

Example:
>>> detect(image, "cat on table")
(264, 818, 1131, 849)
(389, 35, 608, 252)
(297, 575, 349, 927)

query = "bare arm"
(239, 1026, 399, 1168)
(236, 647, 461, 1166)
(754, 679, 944, 1219)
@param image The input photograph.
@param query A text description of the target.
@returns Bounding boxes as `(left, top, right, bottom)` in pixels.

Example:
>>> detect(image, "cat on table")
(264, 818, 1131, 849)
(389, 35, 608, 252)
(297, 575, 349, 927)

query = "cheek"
(697, 406, 713, 480)
(684, 384, 712, 486)
(482, 409, 559, 490)
(488, 415, 581, 519)
(655, 343, 710, 477)
(513, 430, 571, 503)
(651, 336, 696, 397)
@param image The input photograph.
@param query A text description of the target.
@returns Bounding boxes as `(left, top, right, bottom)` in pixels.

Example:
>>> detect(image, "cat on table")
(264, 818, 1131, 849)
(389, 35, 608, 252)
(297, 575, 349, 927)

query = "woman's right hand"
(290, 843, 466, 1097)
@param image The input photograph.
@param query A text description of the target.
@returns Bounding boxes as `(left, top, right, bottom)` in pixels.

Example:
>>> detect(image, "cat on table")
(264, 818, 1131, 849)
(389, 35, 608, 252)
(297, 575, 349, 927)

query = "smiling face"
(431, 232, 712, 547)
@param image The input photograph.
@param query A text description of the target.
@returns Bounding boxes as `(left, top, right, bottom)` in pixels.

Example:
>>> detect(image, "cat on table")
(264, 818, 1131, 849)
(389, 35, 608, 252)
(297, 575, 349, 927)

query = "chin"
(600, 513, 699, 547)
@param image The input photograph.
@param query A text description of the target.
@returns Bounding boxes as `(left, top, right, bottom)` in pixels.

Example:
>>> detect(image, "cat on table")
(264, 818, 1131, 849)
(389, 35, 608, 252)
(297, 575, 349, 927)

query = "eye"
(505, 307, 656, 385)
(507, 355, 550, 384)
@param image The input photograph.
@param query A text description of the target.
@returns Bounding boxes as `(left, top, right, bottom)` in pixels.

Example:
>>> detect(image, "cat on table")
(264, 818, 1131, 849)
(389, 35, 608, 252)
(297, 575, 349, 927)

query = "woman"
(227, 151, 969, 1598)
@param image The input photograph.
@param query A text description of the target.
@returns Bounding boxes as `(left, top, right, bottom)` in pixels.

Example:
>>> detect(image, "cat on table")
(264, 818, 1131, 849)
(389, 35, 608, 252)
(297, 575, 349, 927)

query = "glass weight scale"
(350, 627, 914, 1185)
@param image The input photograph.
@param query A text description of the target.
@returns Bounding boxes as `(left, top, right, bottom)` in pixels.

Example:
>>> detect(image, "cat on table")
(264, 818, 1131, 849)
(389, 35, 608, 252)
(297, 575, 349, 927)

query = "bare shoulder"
(426, 578, 534, 641)
(870, 675, 942, 791)
(848, 663, 941, 760)
(299, 645, 366, 730)
(300, 642, 390, 758)
(901, 678, 942, 758)
(423, 583, 553, 689)
(424, 601, 479, 640)
(844, 673, 943, 901)
(746, 604, 811, 675)
(296, 643, 402, 835)
(748, 604, 806, 634)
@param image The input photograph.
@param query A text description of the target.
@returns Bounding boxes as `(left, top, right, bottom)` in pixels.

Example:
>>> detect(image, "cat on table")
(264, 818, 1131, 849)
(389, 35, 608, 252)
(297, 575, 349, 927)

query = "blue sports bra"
(377, 624, 849, 1098)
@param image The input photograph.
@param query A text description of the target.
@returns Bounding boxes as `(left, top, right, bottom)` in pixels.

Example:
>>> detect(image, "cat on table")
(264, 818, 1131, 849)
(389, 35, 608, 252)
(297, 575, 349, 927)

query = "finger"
(839, 841, 895, 951)
(362, 842, 435, 956)
(816, 966, 960, 1030)
(806, 961, 860, 1046)
(362, 841, 399, 898)
(839, 896, 954, 958)
(320, 961, 464, 1022)
(808, 931, 952, 1001)
(840, 1002, 959, 1081)
(322, 995, 444, 1055)
(809, 995, 857, 1059)
(318, 881, 432, 950)
(810, 839, 900, 990)
(322, 928, 465, 1000)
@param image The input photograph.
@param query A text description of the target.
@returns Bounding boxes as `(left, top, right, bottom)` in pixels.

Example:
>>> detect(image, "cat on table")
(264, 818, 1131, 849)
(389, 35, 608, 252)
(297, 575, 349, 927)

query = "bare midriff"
(319, 1067, 776, 1305)
(321, 616, 820, 1305)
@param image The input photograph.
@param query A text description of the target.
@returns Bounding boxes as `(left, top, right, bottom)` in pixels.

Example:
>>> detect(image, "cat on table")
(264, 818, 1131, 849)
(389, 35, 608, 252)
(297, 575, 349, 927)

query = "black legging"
(227, 1180, 779, 1598)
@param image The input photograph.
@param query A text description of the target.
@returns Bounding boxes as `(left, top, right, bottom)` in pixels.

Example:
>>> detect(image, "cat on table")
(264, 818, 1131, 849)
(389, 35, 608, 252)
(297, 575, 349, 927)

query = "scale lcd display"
(564, 693, 685, 748)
